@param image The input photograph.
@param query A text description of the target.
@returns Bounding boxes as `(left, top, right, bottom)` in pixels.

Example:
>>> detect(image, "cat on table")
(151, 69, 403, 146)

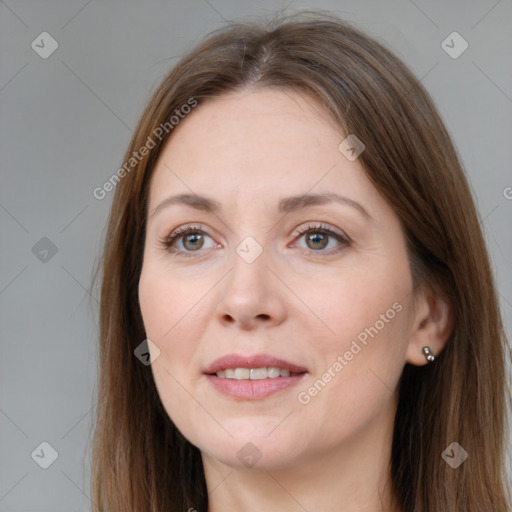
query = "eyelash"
(158, 222, 350, 258)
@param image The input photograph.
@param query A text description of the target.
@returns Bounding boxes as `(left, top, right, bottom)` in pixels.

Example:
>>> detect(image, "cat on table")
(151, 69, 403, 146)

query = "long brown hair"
(90, 11, 511, 511)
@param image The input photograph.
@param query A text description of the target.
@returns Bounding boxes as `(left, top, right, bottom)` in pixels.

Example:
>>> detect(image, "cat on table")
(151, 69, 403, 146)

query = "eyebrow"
(149, 192, 372, 220)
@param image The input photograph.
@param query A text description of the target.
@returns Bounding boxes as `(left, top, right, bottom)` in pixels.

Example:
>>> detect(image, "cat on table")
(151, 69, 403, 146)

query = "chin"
(194, 428, 303, 471)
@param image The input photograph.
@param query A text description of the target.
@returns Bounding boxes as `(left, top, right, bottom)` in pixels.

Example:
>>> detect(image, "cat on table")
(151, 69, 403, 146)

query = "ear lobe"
(405, 289, 454, 366)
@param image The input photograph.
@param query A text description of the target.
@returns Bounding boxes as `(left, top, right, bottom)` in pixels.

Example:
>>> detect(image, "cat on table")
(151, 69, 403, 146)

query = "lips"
(203, 353, 308, 400)
(203, 353, 308, 376)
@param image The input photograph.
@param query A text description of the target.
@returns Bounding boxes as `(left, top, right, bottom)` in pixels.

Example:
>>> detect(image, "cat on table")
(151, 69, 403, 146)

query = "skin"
(138, 89, 452, 511)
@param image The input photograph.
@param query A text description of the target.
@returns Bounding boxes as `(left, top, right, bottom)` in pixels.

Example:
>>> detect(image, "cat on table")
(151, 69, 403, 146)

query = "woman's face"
(138, 89, 417, 470)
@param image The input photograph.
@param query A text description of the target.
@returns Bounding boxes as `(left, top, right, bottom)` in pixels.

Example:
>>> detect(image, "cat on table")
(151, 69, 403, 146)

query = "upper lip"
(203, 353, 308, 375)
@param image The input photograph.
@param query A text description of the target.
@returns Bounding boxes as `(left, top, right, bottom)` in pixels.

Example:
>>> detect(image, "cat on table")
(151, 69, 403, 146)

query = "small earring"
(422, 346, 435, 363)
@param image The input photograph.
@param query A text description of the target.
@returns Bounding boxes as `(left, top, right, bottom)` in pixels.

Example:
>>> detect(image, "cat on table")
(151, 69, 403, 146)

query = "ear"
(405, 285, 454, 366)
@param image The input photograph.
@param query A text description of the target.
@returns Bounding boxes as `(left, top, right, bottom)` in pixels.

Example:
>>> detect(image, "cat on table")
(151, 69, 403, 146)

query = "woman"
(90, 11, 511, 511)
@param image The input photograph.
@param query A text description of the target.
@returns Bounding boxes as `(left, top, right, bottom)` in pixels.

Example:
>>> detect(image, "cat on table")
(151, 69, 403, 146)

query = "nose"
(215, 246, 287, 330)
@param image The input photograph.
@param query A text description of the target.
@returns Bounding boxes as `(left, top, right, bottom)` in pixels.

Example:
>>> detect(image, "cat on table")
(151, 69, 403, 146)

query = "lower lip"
(205, 373, 306, 400)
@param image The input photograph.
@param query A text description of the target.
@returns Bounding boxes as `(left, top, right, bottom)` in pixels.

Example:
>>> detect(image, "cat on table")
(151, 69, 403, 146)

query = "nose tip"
(216, 254, 287, 329)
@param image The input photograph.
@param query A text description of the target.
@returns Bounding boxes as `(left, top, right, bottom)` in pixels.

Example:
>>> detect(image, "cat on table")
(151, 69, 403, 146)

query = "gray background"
(1, 0, 511, 510)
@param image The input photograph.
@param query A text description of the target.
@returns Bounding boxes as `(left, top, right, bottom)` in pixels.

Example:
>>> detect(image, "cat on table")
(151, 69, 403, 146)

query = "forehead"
(147, 88, 376, 213)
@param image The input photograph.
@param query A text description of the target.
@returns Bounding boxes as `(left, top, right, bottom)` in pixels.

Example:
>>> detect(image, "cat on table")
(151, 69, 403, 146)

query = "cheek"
(137, 268, 207, 396)
(138, 269, 210, 442)
(296, 309, 410, 443)
(305, 257, 411, 350)
(294, 253, 412, 423)
(138, 265, 209, 344)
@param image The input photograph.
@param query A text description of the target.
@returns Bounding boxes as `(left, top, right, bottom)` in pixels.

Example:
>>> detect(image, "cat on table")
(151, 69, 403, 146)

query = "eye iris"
(306, 232, 328, 250)
(183, 232, 204, 250)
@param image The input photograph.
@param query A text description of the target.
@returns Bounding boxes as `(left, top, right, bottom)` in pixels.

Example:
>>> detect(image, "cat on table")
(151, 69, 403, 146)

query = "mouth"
(214, 367, 303, 379)
(203, 353, 308, 400)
